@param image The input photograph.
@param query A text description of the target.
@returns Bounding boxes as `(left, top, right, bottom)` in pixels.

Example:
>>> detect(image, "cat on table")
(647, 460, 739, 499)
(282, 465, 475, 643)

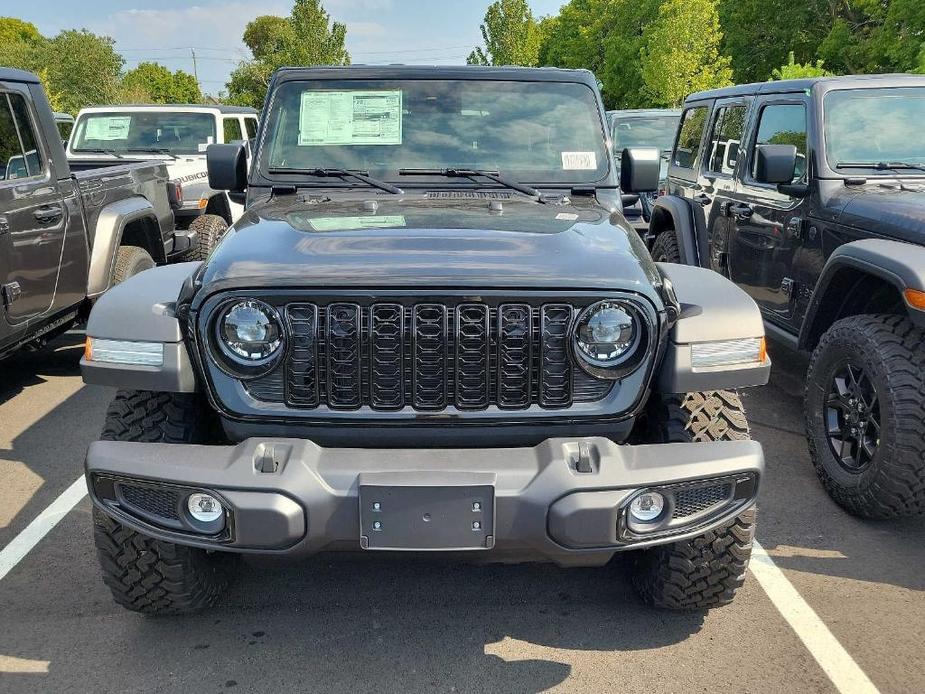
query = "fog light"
(629, 491, 665, 522)
(187, 493, 223, 523)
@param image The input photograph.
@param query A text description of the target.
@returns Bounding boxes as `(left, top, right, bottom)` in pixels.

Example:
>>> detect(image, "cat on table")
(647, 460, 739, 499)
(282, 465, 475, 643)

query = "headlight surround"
(213, 299, 284, 375)
(572, 300, 646, 379)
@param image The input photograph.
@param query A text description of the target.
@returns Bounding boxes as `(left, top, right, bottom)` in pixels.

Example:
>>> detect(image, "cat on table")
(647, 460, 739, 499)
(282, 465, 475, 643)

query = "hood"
(197, 194, 662, 301)
(836, 182, 925, 243)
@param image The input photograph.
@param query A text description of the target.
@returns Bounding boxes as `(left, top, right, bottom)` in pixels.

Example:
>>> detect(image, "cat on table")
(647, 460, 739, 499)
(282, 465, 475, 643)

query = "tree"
(43, 30, 124, 114)
(771, 51, 832, 80)
(226, 0, 350, 108)
(0, 17, 46, 77)
(467, 0, 545, 67)
(639, 0, 732, 107)
(122, 62, 202, 104)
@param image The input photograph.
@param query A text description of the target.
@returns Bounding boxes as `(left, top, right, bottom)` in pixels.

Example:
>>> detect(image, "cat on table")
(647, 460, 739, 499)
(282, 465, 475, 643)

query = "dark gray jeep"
(650, 74, 925, 519)
(80, 66, 769, 614)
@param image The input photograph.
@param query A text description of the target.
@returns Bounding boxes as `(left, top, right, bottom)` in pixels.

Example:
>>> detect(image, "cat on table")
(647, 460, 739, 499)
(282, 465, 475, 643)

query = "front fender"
(87, 197, 159, 298)
(81, 262, 202, 392)
(799, 238, 925, 348)
(650, 197, 700, 266)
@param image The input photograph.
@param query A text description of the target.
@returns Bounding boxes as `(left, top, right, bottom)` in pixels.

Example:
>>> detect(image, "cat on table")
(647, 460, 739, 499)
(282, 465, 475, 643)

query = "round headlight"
(217, 299, 283, 365)
(574, 301, 640, 369)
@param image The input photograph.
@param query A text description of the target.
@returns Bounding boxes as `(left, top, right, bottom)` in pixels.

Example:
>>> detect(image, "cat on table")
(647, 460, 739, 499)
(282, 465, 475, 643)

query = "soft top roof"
(0, 67, 41, 84)
(686, 73, 925, 103)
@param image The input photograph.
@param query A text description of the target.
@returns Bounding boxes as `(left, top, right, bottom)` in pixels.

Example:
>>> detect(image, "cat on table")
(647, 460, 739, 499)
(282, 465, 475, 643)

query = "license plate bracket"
(359, 482, 495, 551)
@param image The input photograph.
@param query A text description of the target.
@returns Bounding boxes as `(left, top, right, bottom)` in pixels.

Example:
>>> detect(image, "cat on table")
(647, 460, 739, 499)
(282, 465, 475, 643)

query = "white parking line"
(751, 540, 881, 694)
(0, 476, 87, 582)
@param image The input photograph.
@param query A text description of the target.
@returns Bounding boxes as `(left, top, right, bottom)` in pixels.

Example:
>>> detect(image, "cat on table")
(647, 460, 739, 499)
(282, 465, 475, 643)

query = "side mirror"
(207, 143, 247, 192)
(620, 147, 660, 193)
(754, 144, 797, 184)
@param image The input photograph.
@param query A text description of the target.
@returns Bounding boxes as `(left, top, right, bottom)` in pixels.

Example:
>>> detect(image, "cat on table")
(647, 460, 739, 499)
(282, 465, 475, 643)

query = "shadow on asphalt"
(0, 333, 85, 406)
(746, 340, 925, 593)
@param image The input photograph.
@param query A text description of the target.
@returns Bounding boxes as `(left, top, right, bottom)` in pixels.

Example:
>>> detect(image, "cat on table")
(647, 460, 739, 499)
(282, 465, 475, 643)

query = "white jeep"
(67, 104, 258, 260)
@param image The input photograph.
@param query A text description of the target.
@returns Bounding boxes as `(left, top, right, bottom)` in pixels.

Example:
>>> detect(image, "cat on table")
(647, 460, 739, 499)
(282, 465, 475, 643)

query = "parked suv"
(80, 65, 770, 615)
(68, 104, 258, 259)
(0, 68, 183, 360)
(649, 74, 925, 519)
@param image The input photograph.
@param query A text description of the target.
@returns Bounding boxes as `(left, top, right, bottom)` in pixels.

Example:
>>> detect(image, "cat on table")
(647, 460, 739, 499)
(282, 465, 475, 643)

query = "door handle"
(33, 205, 63, 223)
(727, 203, 753, 220)
(693, 193, 712, 206)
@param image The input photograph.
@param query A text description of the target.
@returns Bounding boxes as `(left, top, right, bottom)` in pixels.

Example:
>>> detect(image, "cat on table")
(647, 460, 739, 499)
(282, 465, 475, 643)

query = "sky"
(11, 0, 566, 96)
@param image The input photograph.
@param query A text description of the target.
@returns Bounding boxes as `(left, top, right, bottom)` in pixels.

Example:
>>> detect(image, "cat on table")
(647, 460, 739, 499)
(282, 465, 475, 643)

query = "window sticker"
(308, 215, 406, 231)
(298, 90, 402, 146)
(84, 116, 131, 141)
(561, 151, 597, 170)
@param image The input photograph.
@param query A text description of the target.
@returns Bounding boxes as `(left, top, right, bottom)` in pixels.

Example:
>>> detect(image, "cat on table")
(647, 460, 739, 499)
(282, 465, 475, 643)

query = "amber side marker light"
(904, 288, 925, 310)
(758, 336, 768, 364)
(84, 336, 93, 361)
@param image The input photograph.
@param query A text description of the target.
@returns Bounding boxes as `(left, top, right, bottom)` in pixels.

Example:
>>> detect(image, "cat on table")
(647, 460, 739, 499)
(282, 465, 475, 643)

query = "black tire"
(651, 230, 681, 263)
(94, 390, 229, 614)
(112, 245, 155, 285)
(183, 214, 228, 261)
(805, 314, 925, 519)
(631, 390, 756, 610)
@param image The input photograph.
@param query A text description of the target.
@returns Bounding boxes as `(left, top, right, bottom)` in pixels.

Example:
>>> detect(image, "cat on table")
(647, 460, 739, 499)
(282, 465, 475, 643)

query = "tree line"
(468, 0, 925, 108)
(3, 0, 924, 114)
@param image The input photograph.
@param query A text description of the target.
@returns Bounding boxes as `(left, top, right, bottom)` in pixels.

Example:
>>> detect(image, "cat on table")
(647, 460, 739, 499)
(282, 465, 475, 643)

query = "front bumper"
(86, 436, 763, 567)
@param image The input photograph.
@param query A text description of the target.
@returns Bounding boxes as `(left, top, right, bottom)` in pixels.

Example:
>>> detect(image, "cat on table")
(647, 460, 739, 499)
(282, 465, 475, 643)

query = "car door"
(0, 86, 66, 324)
(698, 99, 750, 276)
(727, 97, 810, 322)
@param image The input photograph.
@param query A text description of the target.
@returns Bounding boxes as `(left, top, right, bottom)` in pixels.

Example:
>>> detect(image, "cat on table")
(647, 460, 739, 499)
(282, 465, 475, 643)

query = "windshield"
(824, 87, 925, 171)
(611, 114, 680, 153)
(71, 111, 217, 156)
(262, 79, 609, 185)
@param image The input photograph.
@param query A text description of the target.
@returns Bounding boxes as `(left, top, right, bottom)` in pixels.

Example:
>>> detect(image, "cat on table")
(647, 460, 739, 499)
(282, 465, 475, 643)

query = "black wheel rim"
(824, 361, 880, 473)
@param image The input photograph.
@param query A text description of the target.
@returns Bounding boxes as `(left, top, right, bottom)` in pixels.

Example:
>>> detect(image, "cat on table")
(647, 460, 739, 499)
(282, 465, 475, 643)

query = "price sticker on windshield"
(561, 151, 597, 170)
(299, 90, 402, 146)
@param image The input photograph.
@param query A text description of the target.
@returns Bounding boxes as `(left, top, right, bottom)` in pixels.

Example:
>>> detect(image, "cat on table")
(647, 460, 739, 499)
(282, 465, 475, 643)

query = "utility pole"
(190, 47, 200, 91)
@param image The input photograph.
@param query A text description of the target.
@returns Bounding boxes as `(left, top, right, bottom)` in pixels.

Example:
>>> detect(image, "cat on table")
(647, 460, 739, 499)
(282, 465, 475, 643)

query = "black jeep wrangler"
(80, 66, 770, 614)
(649, 74, 925, 519)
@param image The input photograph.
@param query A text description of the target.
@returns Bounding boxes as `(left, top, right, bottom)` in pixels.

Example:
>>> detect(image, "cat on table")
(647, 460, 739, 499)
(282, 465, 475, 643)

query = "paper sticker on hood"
(301, 215, 407, 231)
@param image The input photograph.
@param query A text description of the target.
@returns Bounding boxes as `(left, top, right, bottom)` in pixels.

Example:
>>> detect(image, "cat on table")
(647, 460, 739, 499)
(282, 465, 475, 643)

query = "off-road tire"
(805, 314, 925, 519)
(112, 245, 155, 285)
(651, 230, 681, 263)
(632, 390, 756, 610)
(183, 214, 228, 261)
(94, 390, 229, 614)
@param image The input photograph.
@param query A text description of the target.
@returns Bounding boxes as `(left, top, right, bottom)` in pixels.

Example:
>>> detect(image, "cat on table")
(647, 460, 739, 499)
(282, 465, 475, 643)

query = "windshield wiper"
(74, 148, 124, 159)
(125, 147, 179, 160)
(398, 168, 543, 200)
(835, 161, 925, 172)
(267, 167, 402, 194)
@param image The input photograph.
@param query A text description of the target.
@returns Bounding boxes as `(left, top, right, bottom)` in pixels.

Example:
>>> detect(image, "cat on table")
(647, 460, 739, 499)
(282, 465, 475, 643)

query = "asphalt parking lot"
(0, 333, 923, 694)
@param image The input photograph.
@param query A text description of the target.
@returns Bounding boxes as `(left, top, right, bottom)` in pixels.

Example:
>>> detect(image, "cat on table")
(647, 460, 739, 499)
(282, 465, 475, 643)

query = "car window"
(0, 94, 25, 181)
(223, 117, 243, 143)
(244, 117, 258, 139)
(72, 111, 217, 155)
(7, 93, 44, 178)
(706, 105, 747, 176)
(672, 106, 708, 169)
(750, 103, 807, 181)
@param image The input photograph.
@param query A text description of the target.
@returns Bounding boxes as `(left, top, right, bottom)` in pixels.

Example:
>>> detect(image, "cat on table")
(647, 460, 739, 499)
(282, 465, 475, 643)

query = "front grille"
(672, 484, 731, 519)
(244, 300, 614, 412)
(119, 484, 181, 521)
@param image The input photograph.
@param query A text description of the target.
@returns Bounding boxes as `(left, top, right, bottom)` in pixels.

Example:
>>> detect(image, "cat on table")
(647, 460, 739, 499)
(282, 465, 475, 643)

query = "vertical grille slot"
(286, 304, 319, 407)
(455, 304, 490, 409)
(413, 304, 448, 410)
(540, 304, 573, 407)
(497, 303, 532, 408)
(369, 303, 405, 410)
(326, 303, 362, 409)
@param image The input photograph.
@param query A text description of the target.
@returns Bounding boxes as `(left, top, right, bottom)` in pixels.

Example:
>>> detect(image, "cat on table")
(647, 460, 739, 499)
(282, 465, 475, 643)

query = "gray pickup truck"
(0, 68, 188, 359)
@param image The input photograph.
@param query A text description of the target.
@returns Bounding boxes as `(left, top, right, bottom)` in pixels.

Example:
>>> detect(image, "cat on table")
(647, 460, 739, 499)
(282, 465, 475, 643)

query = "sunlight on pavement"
(0, 654, 49, 674)
(765, 545, 848, 560)
(0, 461, 43, 529)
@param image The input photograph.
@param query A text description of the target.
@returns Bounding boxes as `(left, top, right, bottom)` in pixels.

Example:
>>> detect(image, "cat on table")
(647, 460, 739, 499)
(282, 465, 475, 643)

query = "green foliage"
(121, 62, 202, 104)
(44, 30, 124, 114)
(771, 52, 832, 80)
(467, 0, 545, 67)
(227, 0, 350, 108)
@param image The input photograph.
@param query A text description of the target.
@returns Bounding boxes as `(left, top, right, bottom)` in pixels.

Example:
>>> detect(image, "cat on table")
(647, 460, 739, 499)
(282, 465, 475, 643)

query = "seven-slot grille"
(241, 300, 614, 412)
